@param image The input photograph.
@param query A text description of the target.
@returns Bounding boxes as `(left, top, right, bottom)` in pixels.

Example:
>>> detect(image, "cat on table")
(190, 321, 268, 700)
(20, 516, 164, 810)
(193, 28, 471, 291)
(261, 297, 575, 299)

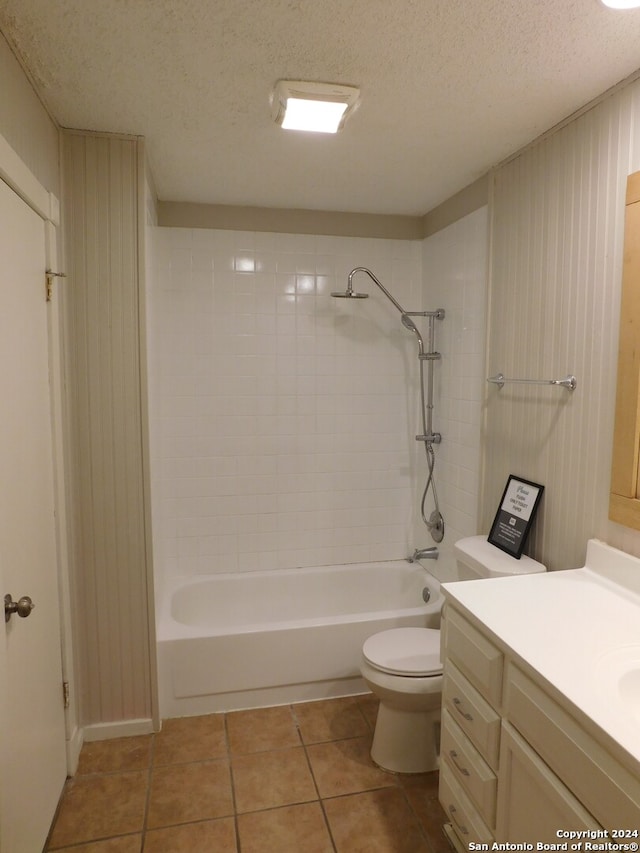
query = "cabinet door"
(496, 723, 602, 843)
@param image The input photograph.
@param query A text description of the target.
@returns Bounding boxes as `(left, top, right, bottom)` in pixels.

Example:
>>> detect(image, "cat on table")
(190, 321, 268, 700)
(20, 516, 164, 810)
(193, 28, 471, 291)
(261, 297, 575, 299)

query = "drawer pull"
(448, 749, 470, 776)
(453, 697, 473, 721)
(448, 804, 469, 835)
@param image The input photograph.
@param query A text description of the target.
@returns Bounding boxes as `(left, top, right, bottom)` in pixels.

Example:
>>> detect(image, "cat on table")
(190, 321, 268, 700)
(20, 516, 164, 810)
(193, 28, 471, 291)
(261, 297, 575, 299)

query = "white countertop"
(442, 539, 640, 765)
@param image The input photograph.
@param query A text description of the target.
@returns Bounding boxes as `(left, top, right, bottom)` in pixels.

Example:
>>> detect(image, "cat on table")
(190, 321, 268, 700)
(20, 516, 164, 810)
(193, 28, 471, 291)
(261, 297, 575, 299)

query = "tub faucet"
(408, 547, 439, 562)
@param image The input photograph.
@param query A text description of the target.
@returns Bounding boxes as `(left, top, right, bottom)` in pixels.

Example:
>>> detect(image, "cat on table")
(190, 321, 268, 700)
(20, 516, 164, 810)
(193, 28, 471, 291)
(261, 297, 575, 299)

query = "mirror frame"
(610, 170, 640, 530)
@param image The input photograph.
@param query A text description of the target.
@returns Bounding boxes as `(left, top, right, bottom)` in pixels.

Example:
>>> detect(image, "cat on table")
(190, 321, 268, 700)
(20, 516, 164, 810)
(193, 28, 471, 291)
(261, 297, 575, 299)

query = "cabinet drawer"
(439, 760, 493, 847)
(441, 708, 497, 828)
(445, 606, 503, 706)
(505, 663, 640, 829)
(442, 662, 501, 770)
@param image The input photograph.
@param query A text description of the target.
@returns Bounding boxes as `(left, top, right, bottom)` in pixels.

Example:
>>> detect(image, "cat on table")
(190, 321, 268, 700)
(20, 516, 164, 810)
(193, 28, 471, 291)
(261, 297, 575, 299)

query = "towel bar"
(487, 373, 577, 391)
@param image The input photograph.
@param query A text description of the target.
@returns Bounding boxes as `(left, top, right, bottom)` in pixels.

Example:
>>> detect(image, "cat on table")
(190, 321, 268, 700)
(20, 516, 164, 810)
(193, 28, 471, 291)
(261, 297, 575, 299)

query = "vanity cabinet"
(439, 602, 640, 851)
(439, 606, 502, 848)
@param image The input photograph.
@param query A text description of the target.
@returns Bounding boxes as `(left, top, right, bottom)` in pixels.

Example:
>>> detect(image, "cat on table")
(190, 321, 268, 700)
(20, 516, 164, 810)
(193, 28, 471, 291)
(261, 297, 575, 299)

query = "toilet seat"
(362, 627, 442, 677)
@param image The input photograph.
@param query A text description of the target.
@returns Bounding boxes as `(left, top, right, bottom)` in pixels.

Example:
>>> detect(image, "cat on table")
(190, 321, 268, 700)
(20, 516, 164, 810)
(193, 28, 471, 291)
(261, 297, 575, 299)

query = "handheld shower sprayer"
(331, 267, 446, 543)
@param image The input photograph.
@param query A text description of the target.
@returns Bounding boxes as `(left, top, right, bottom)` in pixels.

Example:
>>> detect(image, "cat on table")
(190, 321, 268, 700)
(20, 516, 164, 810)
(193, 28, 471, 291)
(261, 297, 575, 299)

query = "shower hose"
(418, 353, 445, 542)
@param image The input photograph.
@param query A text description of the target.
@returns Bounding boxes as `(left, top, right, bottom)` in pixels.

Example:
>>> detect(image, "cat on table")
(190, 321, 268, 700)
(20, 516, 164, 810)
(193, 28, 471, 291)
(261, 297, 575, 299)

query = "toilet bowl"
(360, 536, 547, 774)
(361, 627, 443, 773)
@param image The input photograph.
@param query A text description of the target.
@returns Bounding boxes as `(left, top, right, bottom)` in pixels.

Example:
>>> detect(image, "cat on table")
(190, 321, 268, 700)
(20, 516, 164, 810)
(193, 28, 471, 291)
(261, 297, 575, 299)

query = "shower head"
(331, 288, 369, 298)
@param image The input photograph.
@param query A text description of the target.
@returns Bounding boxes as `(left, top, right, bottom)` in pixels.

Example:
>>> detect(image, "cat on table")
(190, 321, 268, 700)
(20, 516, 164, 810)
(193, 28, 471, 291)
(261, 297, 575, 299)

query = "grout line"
(291, 732, 339, 853)
(139, 731, 157, 851)
(48, 700, 446, 853)
(223, 711, 244, 853)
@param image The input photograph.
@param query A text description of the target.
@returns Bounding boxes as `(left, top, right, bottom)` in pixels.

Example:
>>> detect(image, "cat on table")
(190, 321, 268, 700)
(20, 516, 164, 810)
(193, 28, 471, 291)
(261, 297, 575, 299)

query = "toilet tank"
(453, 535, 546, 580)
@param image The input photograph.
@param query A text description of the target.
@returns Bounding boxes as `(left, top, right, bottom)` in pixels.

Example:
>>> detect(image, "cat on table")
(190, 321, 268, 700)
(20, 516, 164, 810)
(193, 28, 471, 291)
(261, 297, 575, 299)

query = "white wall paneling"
(61, 130, 157, 732)
(484, 79, 640, 570)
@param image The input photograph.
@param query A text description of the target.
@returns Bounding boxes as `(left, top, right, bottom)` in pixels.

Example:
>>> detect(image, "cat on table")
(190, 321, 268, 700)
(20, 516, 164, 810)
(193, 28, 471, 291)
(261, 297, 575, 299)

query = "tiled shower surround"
(147, 212, 487, 589)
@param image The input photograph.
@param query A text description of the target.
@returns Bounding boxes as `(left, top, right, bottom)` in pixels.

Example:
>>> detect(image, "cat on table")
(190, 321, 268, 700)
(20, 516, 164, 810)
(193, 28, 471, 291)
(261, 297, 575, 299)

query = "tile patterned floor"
(45, 695, 451, 853)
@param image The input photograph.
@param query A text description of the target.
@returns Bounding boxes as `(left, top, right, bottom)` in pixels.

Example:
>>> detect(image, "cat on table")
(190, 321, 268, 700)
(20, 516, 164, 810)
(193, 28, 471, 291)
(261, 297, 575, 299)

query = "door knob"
(4, 594, 35, 623)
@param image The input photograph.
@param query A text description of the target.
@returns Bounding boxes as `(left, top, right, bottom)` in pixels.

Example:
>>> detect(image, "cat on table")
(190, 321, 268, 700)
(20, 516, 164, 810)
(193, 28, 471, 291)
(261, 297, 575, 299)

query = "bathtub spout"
(408, 547, 439, 562)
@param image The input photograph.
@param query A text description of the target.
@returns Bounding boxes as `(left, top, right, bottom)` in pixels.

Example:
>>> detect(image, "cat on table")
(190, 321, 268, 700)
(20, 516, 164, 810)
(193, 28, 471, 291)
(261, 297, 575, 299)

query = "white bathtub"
(157, 560, 443, 717)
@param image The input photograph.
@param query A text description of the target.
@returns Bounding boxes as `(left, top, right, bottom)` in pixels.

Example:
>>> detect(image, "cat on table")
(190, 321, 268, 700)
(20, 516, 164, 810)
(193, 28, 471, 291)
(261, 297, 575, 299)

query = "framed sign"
(488, 475, 544, 559)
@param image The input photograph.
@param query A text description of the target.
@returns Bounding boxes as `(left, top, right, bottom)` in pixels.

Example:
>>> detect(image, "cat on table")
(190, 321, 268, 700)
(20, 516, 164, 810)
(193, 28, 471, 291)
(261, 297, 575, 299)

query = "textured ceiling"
(3, 0, 640, 215)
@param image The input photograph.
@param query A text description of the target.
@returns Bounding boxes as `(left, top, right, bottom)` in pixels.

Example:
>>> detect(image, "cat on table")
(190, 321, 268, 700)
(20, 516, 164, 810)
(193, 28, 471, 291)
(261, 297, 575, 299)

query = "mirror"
(610, 170, 640, 530)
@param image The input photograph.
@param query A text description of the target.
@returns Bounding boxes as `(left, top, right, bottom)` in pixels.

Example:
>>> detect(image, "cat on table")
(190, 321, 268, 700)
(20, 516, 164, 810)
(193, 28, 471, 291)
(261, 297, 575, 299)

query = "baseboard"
(66, 725, 84, 775)
(82, 718, 156, 743)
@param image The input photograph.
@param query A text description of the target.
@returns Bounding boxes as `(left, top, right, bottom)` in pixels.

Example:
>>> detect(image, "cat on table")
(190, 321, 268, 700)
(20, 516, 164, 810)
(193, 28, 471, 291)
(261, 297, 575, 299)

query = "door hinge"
(62, 680, 70, 709)
(45, 270, 67, 302)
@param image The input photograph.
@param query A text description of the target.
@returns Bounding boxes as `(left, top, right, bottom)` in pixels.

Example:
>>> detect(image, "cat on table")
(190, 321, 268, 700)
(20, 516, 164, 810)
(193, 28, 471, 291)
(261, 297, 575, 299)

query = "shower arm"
(347, 267, 444, 358)
(347, 268, 444, 320)
(347, 267, 408, 314)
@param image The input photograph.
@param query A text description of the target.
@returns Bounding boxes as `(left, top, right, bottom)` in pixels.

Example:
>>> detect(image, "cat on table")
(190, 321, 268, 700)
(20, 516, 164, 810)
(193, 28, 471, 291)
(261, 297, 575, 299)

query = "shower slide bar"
(487, 373, 577, 391)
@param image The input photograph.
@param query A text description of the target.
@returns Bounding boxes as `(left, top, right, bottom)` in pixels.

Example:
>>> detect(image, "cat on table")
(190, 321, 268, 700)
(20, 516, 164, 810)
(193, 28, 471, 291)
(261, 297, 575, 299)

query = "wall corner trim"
(422, 174, 490, 238)
(157, 201, 424, 240)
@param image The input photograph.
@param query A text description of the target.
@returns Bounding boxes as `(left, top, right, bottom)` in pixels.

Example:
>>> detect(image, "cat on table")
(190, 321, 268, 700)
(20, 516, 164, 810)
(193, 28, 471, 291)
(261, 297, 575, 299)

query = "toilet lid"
(362, 628, 442, 676)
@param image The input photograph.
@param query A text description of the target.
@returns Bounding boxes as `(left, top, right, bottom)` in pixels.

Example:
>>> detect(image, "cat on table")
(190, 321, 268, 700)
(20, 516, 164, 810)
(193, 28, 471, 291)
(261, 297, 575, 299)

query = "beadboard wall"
(61, 131, 156, 731)
(483, 77, 640, 570)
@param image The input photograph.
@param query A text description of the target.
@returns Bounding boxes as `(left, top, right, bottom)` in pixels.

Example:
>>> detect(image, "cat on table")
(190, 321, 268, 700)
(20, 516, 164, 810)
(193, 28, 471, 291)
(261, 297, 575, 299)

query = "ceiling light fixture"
(600, 0, 640, 7)
(272, 80, 360, 133)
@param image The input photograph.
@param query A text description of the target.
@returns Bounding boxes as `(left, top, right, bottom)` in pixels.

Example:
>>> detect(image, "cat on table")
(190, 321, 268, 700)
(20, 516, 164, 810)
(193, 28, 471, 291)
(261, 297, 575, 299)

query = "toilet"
(360, 535, 546, 774)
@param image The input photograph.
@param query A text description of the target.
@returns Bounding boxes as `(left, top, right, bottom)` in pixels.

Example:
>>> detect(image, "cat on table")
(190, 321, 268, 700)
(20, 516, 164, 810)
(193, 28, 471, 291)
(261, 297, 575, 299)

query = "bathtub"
(157, 560, 443, 717)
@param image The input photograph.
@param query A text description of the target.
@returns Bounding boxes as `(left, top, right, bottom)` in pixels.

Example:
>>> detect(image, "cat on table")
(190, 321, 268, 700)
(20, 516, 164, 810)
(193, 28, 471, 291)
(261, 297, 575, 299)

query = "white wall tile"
(418, 208, 489, 575)
(148, 229, 430, 581)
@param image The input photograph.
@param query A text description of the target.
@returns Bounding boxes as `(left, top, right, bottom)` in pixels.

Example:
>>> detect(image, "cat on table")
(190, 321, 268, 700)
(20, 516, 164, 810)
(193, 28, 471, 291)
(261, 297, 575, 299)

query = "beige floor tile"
(76, 736, 152, 775)
(237, 802, 334, 853)
(324, 788, 430, 853)
(154, 714, 227, 765)
(232, 747, 317, 813)
(226, 705, 300, 754)
(44, 702, 446, 852)
(144, 817, 237, 852)
(147, 760, 234, 829)
(293, 696, 370, 744)
(306, 736, 395, 798)
(402, 775, 451, 853)
(396, 770, 440, 796)
(47, 772, 147, 849)
(49, 837, 142, 853)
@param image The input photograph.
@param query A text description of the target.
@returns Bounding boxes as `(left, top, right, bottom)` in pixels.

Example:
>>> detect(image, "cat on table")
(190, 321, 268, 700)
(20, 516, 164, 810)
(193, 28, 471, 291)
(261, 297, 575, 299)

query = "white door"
(0, 177, 67, 853)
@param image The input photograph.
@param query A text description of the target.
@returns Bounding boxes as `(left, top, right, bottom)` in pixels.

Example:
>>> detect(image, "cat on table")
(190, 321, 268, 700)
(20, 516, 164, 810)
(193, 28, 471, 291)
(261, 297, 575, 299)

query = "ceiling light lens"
(272, 81, 360, 134)
(281, 98, 348, 133)
(600, 0, 640, 7)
